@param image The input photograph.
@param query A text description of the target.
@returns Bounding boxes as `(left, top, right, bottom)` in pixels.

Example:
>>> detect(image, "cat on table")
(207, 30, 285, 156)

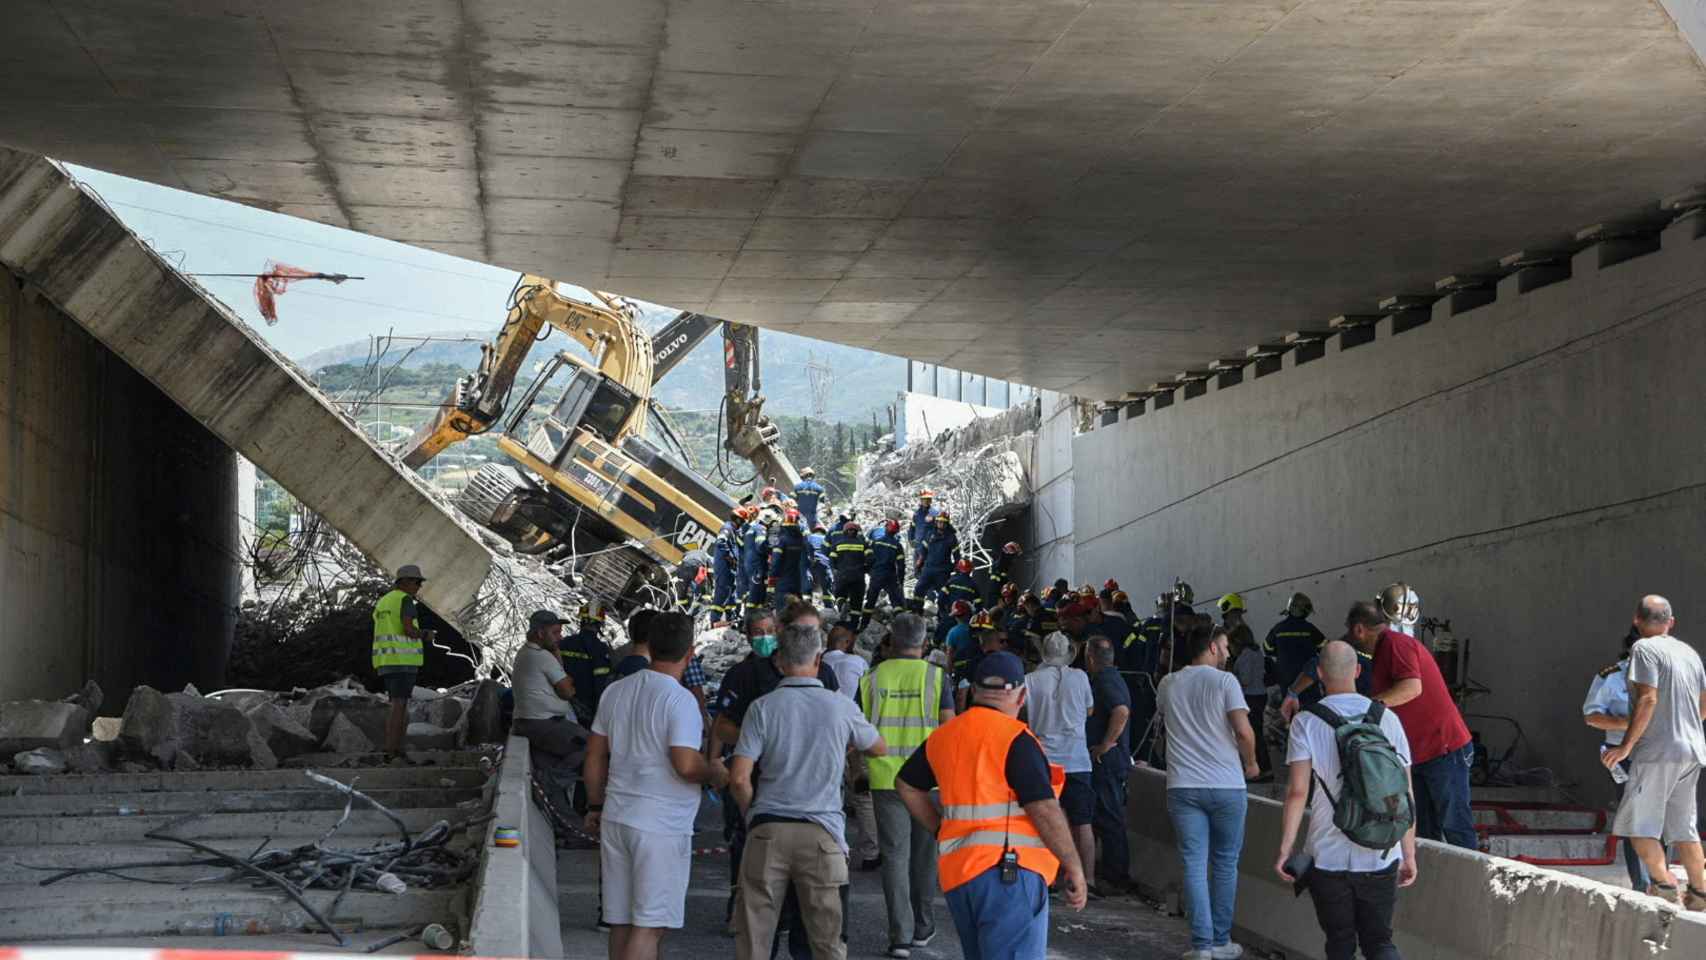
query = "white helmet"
(1378, 582, 1420, 633)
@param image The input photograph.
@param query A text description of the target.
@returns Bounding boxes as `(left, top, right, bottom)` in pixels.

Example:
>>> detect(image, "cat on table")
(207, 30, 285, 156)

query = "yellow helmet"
(1217, 592, 1245, 614)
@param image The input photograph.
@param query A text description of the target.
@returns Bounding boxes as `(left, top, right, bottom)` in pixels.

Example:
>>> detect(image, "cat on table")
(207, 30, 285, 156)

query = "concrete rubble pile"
(1, 682, 105, 775)
(2, 675, 507, 775)
(843, 400, 1038, 601)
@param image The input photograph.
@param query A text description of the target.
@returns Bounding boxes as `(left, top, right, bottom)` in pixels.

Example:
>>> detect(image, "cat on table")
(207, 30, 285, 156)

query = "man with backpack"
(1274, 641, 1418, 960)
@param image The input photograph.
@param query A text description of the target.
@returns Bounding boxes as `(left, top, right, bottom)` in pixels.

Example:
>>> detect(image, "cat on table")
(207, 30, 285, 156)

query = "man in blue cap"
(895, 650, 1086, 960)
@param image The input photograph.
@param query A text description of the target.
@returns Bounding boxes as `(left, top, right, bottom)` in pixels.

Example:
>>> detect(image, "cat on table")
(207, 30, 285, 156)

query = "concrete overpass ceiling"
(4, 0, 1703, 396)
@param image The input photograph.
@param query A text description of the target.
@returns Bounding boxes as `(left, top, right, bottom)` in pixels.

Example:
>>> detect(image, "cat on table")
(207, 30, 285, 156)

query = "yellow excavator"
(398, 274, 799, 606)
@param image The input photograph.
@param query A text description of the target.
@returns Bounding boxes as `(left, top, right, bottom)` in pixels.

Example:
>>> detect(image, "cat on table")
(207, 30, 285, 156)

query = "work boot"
(1685, 886, 1706, 911)
(1647, 881, 1682, 904)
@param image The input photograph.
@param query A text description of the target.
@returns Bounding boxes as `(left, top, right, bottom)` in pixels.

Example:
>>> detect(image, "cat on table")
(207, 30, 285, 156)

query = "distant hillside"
(298, 323, 907, 423)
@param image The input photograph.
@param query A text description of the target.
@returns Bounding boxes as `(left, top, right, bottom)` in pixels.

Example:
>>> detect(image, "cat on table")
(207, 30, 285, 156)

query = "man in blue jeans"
(1347, 601, 1476, 849)
(1157, 625, 1260, 960)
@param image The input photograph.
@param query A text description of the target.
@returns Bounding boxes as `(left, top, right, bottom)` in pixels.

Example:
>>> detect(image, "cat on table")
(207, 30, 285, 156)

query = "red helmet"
(919, 489, 936, 500)
(761, 486, 779, 501)
(955, 559, 973, 574)
(969, 611, 995, 631)
(951, 600, 973, 618)
(785, 507, 800, 523)
(1103, 578, 1120, 592)
(843, 521, 861, 534)
(1003, 541, 1021, 555)
(884, 519, 901, 536)
(934, 510, 951, 523)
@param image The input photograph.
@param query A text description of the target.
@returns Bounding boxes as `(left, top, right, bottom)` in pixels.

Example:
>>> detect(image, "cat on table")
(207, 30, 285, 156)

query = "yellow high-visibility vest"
(861, 658, 944, 790)
(372, 589, 423, 671)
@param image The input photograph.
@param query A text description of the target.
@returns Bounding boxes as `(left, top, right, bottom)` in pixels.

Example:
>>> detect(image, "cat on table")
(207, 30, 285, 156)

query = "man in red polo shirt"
(1347, 600, 1476, 849)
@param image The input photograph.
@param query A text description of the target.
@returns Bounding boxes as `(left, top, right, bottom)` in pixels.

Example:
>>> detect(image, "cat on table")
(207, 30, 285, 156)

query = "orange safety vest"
(925, 706, 1065, 892)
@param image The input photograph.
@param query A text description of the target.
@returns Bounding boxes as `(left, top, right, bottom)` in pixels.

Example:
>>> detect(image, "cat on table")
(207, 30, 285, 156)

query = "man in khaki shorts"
(1602, 595, 1706, 909)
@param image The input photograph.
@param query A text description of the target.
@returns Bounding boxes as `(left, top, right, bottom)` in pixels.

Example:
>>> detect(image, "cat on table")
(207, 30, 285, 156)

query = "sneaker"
(1211, 944, 1244, 959)
(911, 929, 935, 948)
(887, 945, 913, 958)
(1648, 881, 1682, 904)
(1686, 886, 1706, 911)
(596, 919, 611, 933)
(1181, 951, 1212, 960)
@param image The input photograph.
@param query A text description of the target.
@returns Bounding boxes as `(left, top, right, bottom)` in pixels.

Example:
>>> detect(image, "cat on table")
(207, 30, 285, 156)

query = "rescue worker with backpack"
(766, 508, 811, 611)
(741, 507, 770, 608)
(830, 520, 870, 629)
(1275, 641, 1417, 960)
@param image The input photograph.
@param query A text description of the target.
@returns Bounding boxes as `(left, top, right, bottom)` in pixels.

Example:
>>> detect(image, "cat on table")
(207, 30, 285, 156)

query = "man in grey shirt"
(1603, 595, 1706, 909)
(730, 623, 887, 960)
(511, 609, 589, 765)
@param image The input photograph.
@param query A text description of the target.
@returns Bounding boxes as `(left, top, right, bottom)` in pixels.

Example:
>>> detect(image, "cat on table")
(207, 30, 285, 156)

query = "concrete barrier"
(1123, 767, 1706, 958)
(467, 736, 562, 958)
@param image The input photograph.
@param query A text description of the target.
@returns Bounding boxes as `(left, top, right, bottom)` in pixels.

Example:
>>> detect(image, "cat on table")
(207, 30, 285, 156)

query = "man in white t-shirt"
(584, 611, 730, 960)
(1026, 632, 1098, 891)
(1156, 625, 1259, 960)
(1275, 641, 1417, 960)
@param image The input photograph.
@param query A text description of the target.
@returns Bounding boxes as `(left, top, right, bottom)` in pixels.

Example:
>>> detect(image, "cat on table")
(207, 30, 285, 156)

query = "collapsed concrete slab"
(321, 713, 376, 755)
(12, 748, 65, 775)
(0, 147, 494, 634)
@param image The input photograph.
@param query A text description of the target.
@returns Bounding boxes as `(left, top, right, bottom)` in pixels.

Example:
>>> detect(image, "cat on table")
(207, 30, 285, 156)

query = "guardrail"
(466, 736, 563, 958)
(1123, 766, 1706, 959)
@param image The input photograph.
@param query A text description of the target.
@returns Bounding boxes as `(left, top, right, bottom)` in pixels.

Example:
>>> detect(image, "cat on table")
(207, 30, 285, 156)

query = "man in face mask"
(709, 604, 842, 937)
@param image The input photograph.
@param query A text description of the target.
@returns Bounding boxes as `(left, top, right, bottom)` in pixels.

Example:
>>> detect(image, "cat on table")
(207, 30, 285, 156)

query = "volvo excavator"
(397, 274, 801, 608)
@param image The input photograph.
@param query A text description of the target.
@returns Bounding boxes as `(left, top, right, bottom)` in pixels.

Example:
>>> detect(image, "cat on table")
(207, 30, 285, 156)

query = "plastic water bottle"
(1601, 746, 1629, 784)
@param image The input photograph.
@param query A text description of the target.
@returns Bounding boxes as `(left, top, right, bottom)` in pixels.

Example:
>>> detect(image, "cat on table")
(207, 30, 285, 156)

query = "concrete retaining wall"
(1124, 768, 1706, 958)
(1074, 211, 1706, 806)
(1027, 390, 1076, 590)
(468, 736, 562, 958)
(0, 147, 492, 628)
(1, 271, 237, 700)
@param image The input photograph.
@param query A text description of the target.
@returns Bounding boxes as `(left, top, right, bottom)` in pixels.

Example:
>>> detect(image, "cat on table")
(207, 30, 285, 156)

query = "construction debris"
(0, 696, 92, 755)
(25, 768, 491, 948)
(12, 748, 66, 775)
(119, 685, 255, 768)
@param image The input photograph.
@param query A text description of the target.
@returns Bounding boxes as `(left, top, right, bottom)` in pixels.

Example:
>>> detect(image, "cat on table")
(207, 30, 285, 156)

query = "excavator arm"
(400, 275, 654, 468)
(722, 322, 802, 490)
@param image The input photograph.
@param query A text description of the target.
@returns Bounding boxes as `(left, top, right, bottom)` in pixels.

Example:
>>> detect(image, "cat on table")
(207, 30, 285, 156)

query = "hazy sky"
(63, 164, 1007, 406)
(66, 164, 648, 360)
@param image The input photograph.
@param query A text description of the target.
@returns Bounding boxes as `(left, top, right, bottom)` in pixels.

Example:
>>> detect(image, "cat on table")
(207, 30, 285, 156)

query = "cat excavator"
(397, 274, 799, 607)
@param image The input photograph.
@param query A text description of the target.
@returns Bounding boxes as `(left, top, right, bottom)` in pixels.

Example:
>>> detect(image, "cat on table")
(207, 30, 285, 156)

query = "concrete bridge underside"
(3, 0, 1704, 397)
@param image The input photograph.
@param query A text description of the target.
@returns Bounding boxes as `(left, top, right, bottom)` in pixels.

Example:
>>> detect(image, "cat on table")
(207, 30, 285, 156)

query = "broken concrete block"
(91, 716, 122, 742)
(13, 748, 66, 775)
(466, 680, 504, 745)
(410, 696, 466, 729)
(291, 685, 389, 743)
(0, 700, 91, 754)
(322, 713, 376, 754)
(62, 680, 103, 717)
(118, 685, 256, 768)
(405, 722, 458, 751)
(245, 728, 279, 770)
(63, 741, 115, 774)
(242, 700, 318, 761)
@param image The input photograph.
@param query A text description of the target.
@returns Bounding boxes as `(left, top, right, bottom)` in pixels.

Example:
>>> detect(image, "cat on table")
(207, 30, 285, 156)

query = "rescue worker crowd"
(379, 481, 1706, 960)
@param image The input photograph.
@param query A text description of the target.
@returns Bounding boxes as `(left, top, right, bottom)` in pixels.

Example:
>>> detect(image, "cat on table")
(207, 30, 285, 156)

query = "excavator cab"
(507, 352, 641, 462)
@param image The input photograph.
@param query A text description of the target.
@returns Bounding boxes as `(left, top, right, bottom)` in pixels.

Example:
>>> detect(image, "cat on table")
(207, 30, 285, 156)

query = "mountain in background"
(299, 323, 907, 423)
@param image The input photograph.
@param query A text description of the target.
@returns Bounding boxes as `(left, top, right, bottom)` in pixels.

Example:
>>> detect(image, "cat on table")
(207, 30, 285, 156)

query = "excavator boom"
(399, 276, 653, 468)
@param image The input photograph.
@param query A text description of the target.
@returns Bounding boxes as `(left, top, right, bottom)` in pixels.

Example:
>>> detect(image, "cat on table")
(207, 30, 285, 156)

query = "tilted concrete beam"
(0, 148, 490, 624)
